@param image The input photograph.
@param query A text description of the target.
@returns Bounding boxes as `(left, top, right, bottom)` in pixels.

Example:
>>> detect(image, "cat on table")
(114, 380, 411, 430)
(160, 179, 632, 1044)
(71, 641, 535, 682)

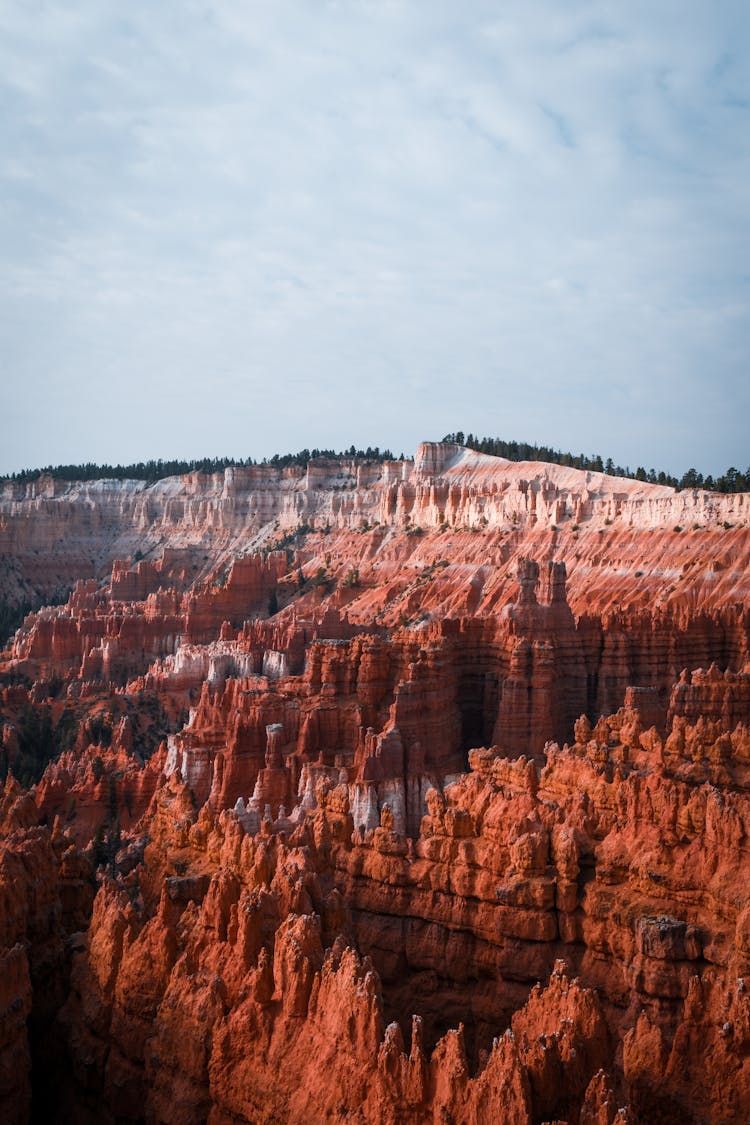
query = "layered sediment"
(1, 443, 749, 1123)
(2, 444, 748, 618)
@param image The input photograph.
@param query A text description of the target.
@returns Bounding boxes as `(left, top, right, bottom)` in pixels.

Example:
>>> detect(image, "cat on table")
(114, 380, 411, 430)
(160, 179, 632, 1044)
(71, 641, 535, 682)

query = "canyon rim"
(0, 442, 749, 1123)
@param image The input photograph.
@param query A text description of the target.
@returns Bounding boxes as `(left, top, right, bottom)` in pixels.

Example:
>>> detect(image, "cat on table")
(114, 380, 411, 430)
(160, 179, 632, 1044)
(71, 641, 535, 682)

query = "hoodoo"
(1, 443, 749, 1123)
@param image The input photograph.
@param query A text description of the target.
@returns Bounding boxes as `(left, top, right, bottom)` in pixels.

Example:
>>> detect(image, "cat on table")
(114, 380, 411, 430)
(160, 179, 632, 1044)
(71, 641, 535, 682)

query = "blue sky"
(1, 1, 748, 476)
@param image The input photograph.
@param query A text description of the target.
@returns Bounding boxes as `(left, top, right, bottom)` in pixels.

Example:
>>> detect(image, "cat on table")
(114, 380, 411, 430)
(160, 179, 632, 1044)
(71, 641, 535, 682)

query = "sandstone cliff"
(2, 444, 748, 619)
(46, 680, 750, 1123)
(1, 444, 749, 1123)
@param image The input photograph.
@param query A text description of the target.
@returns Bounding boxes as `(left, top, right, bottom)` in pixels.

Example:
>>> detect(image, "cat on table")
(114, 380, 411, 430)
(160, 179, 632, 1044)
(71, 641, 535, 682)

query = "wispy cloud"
(0, 0, 748, 474)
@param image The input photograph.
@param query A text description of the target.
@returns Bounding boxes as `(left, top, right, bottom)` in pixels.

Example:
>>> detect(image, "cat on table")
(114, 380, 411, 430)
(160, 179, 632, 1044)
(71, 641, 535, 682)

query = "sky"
(1, 0, 748, 478)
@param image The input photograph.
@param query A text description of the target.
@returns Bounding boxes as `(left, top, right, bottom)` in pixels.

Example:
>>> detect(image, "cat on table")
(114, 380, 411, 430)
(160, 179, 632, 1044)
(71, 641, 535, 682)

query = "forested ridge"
(2, 437, 747, 493)
(0, 446, 398, 485)
(442, 433, 749, 494)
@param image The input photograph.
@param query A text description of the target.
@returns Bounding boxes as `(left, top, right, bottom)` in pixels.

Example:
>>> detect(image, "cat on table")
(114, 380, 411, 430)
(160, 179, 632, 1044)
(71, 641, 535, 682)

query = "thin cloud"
(0, 1, 748, 475)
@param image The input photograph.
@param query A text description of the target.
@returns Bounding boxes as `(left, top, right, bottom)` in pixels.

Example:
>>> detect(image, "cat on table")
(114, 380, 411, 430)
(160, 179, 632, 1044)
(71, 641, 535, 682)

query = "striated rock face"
(2, 445, 748, 620)
(1, 443, 750, 1123)
(0, 778, 93, 1124)
(50, 687, 750, 1123)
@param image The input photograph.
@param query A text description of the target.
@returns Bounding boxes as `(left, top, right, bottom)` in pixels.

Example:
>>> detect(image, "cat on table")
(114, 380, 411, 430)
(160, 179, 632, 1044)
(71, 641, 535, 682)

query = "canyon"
(0, 442, 749, 1124)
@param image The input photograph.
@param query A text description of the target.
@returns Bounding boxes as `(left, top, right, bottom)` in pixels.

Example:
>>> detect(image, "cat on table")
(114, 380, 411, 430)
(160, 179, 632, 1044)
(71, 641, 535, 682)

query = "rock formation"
(1, 443, 749, 1123)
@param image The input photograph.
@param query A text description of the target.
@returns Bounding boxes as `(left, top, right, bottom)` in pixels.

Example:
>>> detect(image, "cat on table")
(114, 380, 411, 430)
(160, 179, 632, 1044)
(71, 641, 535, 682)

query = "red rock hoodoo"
(1, 443, 749, 1123)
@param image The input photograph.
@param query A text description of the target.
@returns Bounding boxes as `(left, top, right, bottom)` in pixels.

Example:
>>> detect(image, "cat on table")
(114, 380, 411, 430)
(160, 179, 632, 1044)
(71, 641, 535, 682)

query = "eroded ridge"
(1, 445, 749, 1123)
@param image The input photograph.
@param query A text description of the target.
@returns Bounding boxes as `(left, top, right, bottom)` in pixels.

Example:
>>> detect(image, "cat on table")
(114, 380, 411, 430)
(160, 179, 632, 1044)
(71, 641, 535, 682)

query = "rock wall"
(0, 778, 92, 1124)
(43, 681, 750, 1123)
(2, 446, 748, 619)
(2, 445, 750, 1122)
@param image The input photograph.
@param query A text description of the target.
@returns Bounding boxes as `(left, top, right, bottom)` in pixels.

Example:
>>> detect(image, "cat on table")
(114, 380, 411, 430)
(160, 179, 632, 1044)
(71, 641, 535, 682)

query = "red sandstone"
(1, 444, 749, 1123)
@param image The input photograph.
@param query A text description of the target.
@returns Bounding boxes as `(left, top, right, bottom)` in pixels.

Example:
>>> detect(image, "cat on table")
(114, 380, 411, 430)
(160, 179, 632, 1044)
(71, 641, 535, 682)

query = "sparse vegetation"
(213, 565, 230, 589)
(442, 433, 749, 494)
(311, 567, 332, 591)
(272, 524, 313, 552)
(0, 586, 72, 647)
(0, 703, 79, 788)
(0, 445, 400, 485)
(8, 436, 745, 493)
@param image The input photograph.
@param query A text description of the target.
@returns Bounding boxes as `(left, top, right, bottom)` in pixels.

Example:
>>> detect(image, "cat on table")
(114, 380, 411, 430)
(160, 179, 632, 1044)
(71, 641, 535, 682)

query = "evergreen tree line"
(265, 445, 397, 469)
(1, 439, 746, 493)
(0, 446, 400, 485)
(442, 433, 749, 494)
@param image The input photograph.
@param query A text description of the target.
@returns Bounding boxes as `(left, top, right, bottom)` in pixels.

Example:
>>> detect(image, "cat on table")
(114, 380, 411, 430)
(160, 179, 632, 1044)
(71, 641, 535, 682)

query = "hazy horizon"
(1, 2, 748, 478)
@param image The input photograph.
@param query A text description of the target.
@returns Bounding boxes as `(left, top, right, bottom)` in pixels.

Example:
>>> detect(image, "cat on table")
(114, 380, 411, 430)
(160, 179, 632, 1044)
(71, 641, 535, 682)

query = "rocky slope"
(2, 443, 748, 619)
(1, 443, 749, 1123)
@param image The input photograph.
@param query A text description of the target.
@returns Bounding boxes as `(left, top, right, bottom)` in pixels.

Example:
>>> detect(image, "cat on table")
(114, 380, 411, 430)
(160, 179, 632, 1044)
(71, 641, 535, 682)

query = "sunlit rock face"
(1, 444, 750, 1123)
